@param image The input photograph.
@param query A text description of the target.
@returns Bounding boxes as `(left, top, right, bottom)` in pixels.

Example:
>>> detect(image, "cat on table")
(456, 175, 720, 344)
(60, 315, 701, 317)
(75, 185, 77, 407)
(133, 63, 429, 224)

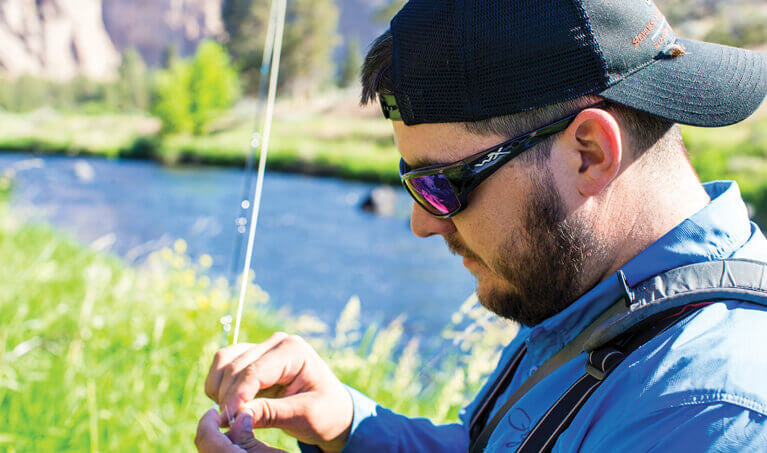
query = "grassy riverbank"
(1, 102, 766, 218)
(0, 97, 402, 184)
(0, 198, 511, 452)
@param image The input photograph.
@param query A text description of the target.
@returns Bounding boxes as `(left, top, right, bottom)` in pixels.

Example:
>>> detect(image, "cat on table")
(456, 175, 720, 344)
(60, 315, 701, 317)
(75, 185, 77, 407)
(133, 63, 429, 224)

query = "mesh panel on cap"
(392, 0, 610, 124)
(391, 0, 469, 124)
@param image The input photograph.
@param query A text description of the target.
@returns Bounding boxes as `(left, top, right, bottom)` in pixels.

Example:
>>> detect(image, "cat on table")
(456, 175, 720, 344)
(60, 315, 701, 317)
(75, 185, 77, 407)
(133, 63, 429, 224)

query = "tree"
(222, 0, 340, 98)
(117, 48, 149, 111)
(162, 44, 180, 69)
(339, 39, 361, 88)
(151, 61, 193, 134)
(0, 76, 13, 111)
(13, 75, 48, 112)
(280, 0, 340, 98)
(188, 41, 240, 134)
(223, 0, 273, 94)
(150, 40, 240, 135)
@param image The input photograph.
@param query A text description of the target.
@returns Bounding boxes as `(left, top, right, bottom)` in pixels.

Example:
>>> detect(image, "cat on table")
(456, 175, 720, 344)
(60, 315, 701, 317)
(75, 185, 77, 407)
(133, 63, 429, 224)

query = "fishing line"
(222, 0, 281, 345)
(231, 0, 288, 346)
(226, 0, 279, 284)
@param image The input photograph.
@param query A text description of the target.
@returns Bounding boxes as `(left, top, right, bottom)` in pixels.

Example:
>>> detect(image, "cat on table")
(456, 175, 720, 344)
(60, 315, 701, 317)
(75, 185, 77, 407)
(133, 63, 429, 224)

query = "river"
(0, 153, 477, 345)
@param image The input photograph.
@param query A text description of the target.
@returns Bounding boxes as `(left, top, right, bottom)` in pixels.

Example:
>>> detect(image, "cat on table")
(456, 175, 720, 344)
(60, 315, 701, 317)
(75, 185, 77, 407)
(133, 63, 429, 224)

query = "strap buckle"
(585, 347, 625, 381)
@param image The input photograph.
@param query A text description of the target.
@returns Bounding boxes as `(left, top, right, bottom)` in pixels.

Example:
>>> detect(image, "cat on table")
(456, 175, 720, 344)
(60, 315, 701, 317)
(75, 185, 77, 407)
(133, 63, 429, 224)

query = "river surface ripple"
(1, 153, 477, 347)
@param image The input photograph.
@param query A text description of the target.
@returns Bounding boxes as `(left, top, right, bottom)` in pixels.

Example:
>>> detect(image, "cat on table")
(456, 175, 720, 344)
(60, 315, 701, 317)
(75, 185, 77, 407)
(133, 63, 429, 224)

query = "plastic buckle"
(379, 93, 402, 121)
(617, 270, 633, 307)
(585, 347, 625, 381)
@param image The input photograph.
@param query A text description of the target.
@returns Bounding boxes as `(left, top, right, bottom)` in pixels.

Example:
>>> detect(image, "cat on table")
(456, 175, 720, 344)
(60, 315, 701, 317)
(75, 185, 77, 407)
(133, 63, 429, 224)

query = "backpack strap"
(468, 342, 527, 443)
(516, 300, 709, 452)
(468, 298, 628, 453)
(517, 259, 767, 452)
(469, 259, 767, 452)
(586, 259, 767, 351)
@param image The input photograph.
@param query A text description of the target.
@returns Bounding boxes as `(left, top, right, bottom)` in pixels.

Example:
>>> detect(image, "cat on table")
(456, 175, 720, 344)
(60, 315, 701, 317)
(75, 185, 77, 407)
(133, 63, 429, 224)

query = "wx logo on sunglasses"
(474, 147, 510, 168)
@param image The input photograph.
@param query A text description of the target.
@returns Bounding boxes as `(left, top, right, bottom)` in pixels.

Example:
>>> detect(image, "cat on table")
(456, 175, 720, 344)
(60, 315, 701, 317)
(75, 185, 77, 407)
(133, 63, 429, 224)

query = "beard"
(446, 167, 606, 327)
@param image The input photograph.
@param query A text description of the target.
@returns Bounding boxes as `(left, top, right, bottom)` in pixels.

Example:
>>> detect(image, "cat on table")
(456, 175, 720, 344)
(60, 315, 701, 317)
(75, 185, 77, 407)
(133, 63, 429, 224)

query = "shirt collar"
(524, 181, 753, 365)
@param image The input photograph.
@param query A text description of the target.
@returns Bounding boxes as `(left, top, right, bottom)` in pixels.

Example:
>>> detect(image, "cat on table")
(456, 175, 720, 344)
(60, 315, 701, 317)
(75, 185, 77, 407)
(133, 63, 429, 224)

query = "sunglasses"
(398, 103, 607, 218)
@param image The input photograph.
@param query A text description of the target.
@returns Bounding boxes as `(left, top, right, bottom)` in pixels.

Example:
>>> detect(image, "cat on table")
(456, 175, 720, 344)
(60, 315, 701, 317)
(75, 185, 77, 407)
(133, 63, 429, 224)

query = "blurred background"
(0, 0, 765, 451)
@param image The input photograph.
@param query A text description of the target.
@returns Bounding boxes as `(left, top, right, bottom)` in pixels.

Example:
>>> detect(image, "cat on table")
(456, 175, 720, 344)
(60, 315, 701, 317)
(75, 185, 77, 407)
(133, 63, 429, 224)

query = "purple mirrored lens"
(408, 174, 460, 215)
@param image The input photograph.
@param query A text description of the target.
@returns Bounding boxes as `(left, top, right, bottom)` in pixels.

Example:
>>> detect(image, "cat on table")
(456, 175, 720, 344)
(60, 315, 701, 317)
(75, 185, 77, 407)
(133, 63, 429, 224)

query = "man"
(197, 0, 767, 451)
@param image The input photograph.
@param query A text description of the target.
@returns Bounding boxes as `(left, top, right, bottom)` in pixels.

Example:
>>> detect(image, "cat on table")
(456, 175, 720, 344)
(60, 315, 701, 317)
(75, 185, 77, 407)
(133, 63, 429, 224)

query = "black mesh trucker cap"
(386, 0, 767, 127)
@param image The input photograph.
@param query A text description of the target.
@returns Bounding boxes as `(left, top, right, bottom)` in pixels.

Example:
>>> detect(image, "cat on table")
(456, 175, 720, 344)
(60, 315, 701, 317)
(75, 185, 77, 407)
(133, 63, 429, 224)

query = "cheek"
(457, 191, 526, 264)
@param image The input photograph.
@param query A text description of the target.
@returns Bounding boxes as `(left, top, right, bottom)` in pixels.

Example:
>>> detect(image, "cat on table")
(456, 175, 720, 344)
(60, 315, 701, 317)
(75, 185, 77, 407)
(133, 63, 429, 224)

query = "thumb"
(229, 413, 286, 453)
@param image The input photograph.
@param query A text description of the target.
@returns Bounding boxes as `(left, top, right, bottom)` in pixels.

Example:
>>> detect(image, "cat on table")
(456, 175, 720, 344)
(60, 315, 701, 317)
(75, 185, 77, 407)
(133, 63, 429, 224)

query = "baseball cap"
(385, 0, 767, 127)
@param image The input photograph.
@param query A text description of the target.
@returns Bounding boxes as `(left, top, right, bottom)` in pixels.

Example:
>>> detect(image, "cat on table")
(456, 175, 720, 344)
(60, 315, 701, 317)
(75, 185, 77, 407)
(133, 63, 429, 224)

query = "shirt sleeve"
(299, 385, 470, 453)
(297, 336, 528, 453)
(573, 401, 767, 452)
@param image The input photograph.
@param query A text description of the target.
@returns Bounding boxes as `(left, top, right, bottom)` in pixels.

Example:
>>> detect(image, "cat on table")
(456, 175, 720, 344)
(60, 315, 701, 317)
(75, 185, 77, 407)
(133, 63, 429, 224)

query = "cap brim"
(600, 38, 767, 127)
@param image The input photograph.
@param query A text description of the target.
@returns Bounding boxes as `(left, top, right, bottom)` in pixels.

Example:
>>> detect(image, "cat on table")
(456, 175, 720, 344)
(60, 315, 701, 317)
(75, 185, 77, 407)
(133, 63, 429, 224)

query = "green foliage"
(222, 0, 272, 94)
(10, 75, 48, 112)
(223, 0, 340, 97)
(373, 0, 407, 23)
(656, 0, 767, 49)
(162, 44, 180, 70)
(0, 74, 121, 114)
(686, 116, 767, 226)
(339, 39, 362, 88)
(188, 41, 241, 134)
(0, 204, 512, 451)
(151, 62, 194, 134)
(151, 41, 240, 135)
(116, 48, 150, 112)
(703, 15, 767, 48)
(281, 0, 341, 97)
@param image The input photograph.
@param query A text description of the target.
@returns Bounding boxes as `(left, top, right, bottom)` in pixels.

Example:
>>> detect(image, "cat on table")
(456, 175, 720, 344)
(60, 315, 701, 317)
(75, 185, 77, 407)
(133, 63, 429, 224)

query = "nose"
(410, 201, 457, 238)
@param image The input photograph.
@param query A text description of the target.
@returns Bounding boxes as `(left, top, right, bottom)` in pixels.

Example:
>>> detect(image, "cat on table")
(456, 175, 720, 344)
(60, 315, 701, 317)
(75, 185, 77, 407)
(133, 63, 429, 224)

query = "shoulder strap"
(468, 299, 628, 453)
(517, 259, 767, 452)
(469, 259, 767, 453)
(515, 302, 699, 452)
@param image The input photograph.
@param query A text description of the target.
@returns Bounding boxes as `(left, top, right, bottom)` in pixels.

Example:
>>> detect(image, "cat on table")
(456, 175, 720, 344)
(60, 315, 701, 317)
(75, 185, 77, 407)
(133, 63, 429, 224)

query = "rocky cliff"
(102, 0, 224, 67)
(0, 0, 224, 80)
(0, 0, 120, 80)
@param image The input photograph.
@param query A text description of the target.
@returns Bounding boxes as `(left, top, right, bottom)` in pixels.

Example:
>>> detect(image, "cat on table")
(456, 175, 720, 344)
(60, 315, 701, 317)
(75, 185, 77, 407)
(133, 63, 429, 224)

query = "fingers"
(195, 409, 240, 453)
(217, 334, 290, 404)
(243, 393, 309, 430)
(206, 332, 289, 403)
(228, 413, 287, 453)
(205, 343, 253, 401)
(221, 336, 311, 415)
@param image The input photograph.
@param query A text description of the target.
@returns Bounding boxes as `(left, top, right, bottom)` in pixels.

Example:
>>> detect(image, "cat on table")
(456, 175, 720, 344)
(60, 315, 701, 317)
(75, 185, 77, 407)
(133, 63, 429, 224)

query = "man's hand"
(204, 333, 354, 453)
(195, 408, 287, 453)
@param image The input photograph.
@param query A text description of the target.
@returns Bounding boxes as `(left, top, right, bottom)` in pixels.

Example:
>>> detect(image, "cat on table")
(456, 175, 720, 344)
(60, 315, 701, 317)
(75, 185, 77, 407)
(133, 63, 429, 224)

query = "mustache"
(444, 234, 482, 263)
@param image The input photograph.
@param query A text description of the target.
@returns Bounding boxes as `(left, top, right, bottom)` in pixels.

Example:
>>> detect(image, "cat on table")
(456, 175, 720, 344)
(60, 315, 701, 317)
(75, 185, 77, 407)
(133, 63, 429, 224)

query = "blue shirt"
(304, 181, 767, 452)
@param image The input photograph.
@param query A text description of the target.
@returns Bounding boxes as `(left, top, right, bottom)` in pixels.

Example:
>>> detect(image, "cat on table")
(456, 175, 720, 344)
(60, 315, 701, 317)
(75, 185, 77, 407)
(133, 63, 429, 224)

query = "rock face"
(102, 0, 224, 67)
(0, 0, 223, 80)
(0, 0, 121, 80)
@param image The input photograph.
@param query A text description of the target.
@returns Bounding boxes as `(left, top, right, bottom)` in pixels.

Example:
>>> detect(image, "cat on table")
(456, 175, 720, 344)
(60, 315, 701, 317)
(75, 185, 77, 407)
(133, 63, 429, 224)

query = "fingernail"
(242, 415, 252, 430)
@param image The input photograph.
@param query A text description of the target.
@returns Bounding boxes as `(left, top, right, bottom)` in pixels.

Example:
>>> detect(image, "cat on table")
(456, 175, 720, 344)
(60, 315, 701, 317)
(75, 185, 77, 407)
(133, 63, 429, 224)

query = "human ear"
(562, 107, 623, 197)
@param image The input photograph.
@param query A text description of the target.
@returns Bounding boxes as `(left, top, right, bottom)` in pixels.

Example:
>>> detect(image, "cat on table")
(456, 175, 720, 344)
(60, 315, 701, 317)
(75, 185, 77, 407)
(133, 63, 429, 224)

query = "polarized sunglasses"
(399, 103, 607, 218)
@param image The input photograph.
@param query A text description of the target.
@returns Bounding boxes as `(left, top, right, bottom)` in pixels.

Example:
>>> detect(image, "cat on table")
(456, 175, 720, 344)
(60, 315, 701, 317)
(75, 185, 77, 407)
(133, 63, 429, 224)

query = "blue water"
(0, 153, 476, 343)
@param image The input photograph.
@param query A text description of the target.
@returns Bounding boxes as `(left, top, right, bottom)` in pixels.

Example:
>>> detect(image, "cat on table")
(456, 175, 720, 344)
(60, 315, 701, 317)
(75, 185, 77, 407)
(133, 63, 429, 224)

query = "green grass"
(161, 111, 400, 183)
(685, 111, 767, 225)
(0, 201, 512, 452)
(1, 103, 766, 216)
(0, 104, 402, 184)
(2, 104, 766, 451)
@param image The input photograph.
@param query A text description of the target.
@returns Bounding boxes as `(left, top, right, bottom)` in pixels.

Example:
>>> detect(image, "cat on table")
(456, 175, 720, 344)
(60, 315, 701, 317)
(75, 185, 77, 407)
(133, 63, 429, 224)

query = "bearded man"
(196, 0, 767, 451)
